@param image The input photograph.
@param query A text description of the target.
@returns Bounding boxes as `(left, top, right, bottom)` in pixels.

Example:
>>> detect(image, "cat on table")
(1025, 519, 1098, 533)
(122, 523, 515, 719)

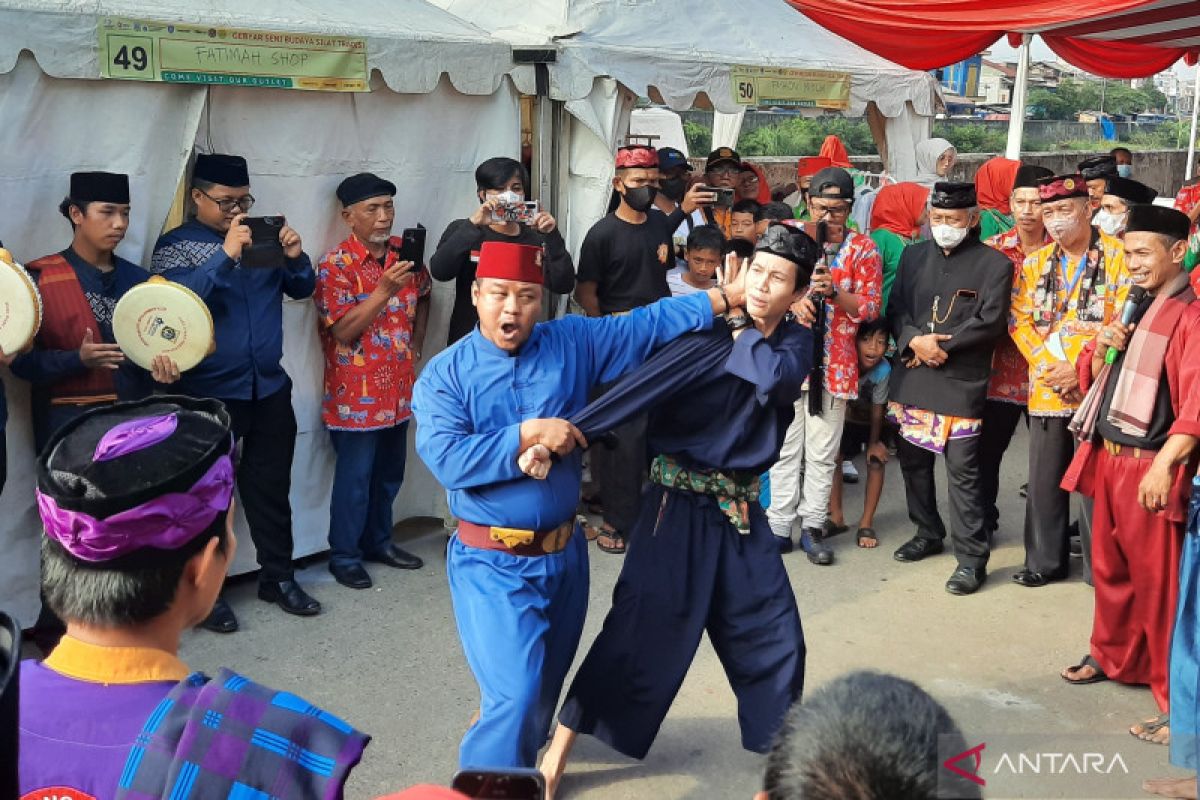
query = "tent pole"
(1187, 66, 1200, 181)
(1006, 34, 1031, 160)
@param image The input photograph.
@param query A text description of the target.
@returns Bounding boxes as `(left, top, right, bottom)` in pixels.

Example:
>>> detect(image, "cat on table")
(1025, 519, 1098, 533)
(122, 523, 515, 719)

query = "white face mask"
(1046, 217, 1085, 242)
(1094, 209, 1127, 237)
(496, 189, 523, 204)
(1116, 164, 1133, 178)
(930, 224, 968, 249)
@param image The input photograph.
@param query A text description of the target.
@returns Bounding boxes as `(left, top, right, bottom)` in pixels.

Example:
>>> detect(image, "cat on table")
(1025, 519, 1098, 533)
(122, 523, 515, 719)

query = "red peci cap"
(1037, 174, 1089, 202)
(616, 145, 658, 169)
(476, 241, 544, 285)
(796, 157, 832, 179)
(374, 786, 470, 800)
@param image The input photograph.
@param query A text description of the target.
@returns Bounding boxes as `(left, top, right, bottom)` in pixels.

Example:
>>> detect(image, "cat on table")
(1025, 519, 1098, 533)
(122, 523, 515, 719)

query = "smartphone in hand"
(451, 769, 545, 800)
(241, 216, 286, 268)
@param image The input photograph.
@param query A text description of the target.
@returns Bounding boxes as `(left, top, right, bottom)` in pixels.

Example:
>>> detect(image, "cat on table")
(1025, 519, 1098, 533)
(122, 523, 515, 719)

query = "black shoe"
(365, 544, 424, 570)
(330, 562, 373, 590)
(946, 566, 987, 595)
(199, 597, 238, 633)
(257, 579, 322, 616)
(776, 535, 795, 554)
(893, 536, 944, 563)
(799, 527, 834, 566)
(1011, 568, 1064, 588)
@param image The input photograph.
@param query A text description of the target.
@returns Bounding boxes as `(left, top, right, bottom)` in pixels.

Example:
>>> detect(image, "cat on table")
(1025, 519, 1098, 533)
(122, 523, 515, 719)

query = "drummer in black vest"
(152, 154, 319, 631)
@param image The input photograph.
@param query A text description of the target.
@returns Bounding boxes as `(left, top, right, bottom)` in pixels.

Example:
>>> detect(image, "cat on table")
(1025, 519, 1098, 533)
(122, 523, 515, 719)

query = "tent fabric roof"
(430, 0, 942, 118)
(788, 0, 1200, 78)
(0, 0, 514, 94)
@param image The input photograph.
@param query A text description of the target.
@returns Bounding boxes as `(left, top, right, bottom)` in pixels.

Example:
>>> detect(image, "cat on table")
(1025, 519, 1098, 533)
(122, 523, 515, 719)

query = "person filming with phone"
(766, 167, 882, 565)
(430, 157, 574, 345)
(314, 172, 430, 590)
(152, 153, 322, 631)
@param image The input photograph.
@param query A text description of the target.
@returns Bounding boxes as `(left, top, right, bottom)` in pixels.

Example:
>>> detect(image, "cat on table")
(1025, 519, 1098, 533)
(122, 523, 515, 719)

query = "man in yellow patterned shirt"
(1010, 174, 1129, 587)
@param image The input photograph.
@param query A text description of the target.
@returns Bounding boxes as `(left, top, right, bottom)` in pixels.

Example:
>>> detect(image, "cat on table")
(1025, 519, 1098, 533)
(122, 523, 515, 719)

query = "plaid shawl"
(1070, 273, 1196, 442)
(116, 669, 368, 800)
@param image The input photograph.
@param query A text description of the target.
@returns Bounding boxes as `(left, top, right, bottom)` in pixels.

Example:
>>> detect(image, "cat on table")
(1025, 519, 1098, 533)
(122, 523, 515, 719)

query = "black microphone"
(1106, 287, 1147, 365)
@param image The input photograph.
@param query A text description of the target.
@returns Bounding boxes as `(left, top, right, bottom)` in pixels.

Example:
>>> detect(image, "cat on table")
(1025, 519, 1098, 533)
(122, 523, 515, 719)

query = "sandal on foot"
(823, 520, 850, 537)
(596, 528, 627, 554)
(1061, 654, 1109, 685)
(856, 527, 878, 548)
(578, 516, 600, 541)
(1131, 713, 1171, 745)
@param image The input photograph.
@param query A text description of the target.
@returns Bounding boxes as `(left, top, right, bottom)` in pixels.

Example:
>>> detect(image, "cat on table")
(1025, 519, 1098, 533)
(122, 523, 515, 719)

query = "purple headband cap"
(37, 454, 234, 562)
(93, 413, 178, 462)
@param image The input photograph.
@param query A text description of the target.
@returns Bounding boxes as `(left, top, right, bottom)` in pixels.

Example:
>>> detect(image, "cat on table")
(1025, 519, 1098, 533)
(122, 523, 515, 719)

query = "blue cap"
(657, 147, 692, 172)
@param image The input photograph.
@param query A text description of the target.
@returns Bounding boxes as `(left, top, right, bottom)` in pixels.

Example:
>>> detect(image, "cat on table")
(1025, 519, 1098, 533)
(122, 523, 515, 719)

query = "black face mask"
(621, 185, 658, 212)
(660, 176, 687, 203)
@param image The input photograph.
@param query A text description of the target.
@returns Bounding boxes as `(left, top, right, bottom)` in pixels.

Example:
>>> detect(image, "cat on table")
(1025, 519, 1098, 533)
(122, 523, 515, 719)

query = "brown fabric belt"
(1102, 440, 1158, 460)
(457, 519, 574, 556)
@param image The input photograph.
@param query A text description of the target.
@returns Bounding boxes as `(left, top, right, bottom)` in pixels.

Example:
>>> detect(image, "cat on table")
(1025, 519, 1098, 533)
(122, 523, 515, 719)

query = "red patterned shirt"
(984, 228, 1048, 405)
(810, 230, 883, 399)
(315, 234, 431, 431)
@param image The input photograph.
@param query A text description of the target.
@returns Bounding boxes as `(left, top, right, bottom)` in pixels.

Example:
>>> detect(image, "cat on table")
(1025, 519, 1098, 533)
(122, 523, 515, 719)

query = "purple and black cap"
(36, 396, 235, 563)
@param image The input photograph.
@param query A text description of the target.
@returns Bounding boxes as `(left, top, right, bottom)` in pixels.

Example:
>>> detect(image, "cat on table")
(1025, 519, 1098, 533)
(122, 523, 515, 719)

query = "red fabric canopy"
(787, 0, 1200, 77)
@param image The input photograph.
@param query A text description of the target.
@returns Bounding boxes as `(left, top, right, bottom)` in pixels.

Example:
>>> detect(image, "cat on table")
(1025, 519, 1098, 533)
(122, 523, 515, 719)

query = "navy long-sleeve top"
(151, 219, 315, 401)
(571, 322, 813, 474)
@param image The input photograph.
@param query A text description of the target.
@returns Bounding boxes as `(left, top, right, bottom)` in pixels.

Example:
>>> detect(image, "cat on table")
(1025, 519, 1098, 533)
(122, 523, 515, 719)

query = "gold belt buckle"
(490, 526, 535, 549)
(541, 521, 573, 554)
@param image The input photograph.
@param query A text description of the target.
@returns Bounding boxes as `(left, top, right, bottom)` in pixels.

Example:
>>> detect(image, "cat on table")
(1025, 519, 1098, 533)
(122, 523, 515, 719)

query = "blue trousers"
(1169, 479, 1200, 769)
(559, 484, 806, 759)
(327, 423, 409, 567)
(448, 527, 589, 769)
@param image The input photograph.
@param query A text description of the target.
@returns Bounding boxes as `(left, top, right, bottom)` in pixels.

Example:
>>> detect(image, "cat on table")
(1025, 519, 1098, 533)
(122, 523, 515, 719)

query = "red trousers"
(1089, 449, 1185, 711)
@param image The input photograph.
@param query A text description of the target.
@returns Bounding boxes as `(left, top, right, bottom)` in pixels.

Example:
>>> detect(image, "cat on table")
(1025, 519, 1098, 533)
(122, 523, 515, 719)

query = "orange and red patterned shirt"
(315, 234, 431, 431)
(984, 227, 1049, 405)
(811, 229, 883, 399)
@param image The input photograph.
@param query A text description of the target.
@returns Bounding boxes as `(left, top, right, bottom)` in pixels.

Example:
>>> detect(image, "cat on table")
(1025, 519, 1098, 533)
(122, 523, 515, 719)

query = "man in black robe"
(887, 182, 1014, 595)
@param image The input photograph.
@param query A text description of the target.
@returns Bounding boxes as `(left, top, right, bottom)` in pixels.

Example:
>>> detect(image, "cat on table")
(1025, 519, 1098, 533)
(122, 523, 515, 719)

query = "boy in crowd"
(667, 224, 724, 297)
(731, 199, 763, 244)
(827, 318, 891, 548)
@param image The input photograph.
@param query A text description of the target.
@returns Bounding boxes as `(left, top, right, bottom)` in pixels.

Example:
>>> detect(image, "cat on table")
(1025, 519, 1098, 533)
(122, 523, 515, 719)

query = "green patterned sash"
(649, 454, 760, 534)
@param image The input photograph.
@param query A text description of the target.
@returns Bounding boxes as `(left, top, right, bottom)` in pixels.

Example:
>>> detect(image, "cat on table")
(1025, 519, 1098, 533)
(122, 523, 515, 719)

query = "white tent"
(0, 0, 519, 623)
(431, 0, 943, 255)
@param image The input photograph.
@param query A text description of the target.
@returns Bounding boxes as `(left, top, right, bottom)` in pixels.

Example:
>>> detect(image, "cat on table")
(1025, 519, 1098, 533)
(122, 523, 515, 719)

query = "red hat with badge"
(1037, 174, 1089, 202)
(476, 241, 544, 285)
(615, 145, 658, 169)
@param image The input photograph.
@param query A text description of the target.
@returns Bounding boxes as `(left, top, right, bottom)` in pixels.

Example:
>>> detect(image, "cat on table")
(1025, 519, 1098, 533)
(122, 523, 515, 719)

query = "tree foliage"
(1028, 77, 1168, 120)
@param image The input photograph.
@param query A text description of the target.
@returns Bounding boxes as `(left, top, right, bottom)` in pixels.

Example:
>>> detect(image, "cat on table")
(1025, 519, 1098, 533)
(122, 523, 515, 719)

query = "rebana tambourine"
(113, 276, 214, 371)
(0, 249, 42, 356)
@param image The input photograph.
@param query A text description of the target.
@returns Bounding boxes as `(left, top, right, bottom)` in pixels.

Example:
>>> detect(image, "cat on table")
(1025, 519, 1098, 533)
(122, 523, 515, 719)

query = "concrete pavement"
(179, 424, 1190, 799)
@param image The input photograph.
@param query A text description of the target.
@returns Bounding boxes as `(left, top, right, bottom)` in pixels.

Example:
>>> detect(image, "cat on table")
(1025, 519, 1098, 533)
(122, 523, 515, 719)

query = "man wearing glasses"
(152, 153, 320, 632)
(766, 167, 882, 565)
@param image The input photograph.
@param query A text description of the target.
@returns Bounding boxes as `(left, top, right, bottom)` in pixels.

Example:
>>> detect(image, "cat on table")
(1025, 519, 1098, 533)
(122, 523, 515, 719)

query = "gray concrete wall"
(698, 149, 1190, 202)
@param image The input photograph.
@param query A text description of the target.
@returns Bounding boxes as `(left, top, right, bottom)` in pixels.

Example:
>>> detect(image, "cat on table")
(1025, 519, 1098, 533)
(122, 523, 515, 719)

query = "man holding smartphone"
(314, 172, 430, 589)
(152, 153, 320, 631)
(767, 167, 882, 565)
(887, 182, 1013, 596)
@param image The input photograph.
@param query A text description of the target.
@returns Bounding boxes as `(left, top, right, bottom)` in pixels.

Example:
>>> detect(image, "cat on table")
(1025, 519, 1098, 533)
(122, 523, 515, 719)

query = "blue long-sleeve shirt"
(10, 248, 152, 400)
(412, 291, 714, 531)
(150, 219, 315, 401)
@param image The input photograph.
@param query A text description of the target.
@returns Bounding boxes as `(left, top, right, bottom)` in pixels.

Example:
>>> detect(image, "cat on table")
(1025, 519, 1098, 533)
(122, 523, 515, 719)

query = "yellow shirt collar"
(43, 634, 190, 685)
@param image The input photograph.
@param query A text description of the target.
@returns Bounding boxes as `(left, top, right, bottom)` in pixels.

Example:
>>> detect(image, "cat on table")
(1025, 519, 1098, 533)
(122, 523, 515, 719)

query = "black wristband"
(717, 285, 730, 314)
